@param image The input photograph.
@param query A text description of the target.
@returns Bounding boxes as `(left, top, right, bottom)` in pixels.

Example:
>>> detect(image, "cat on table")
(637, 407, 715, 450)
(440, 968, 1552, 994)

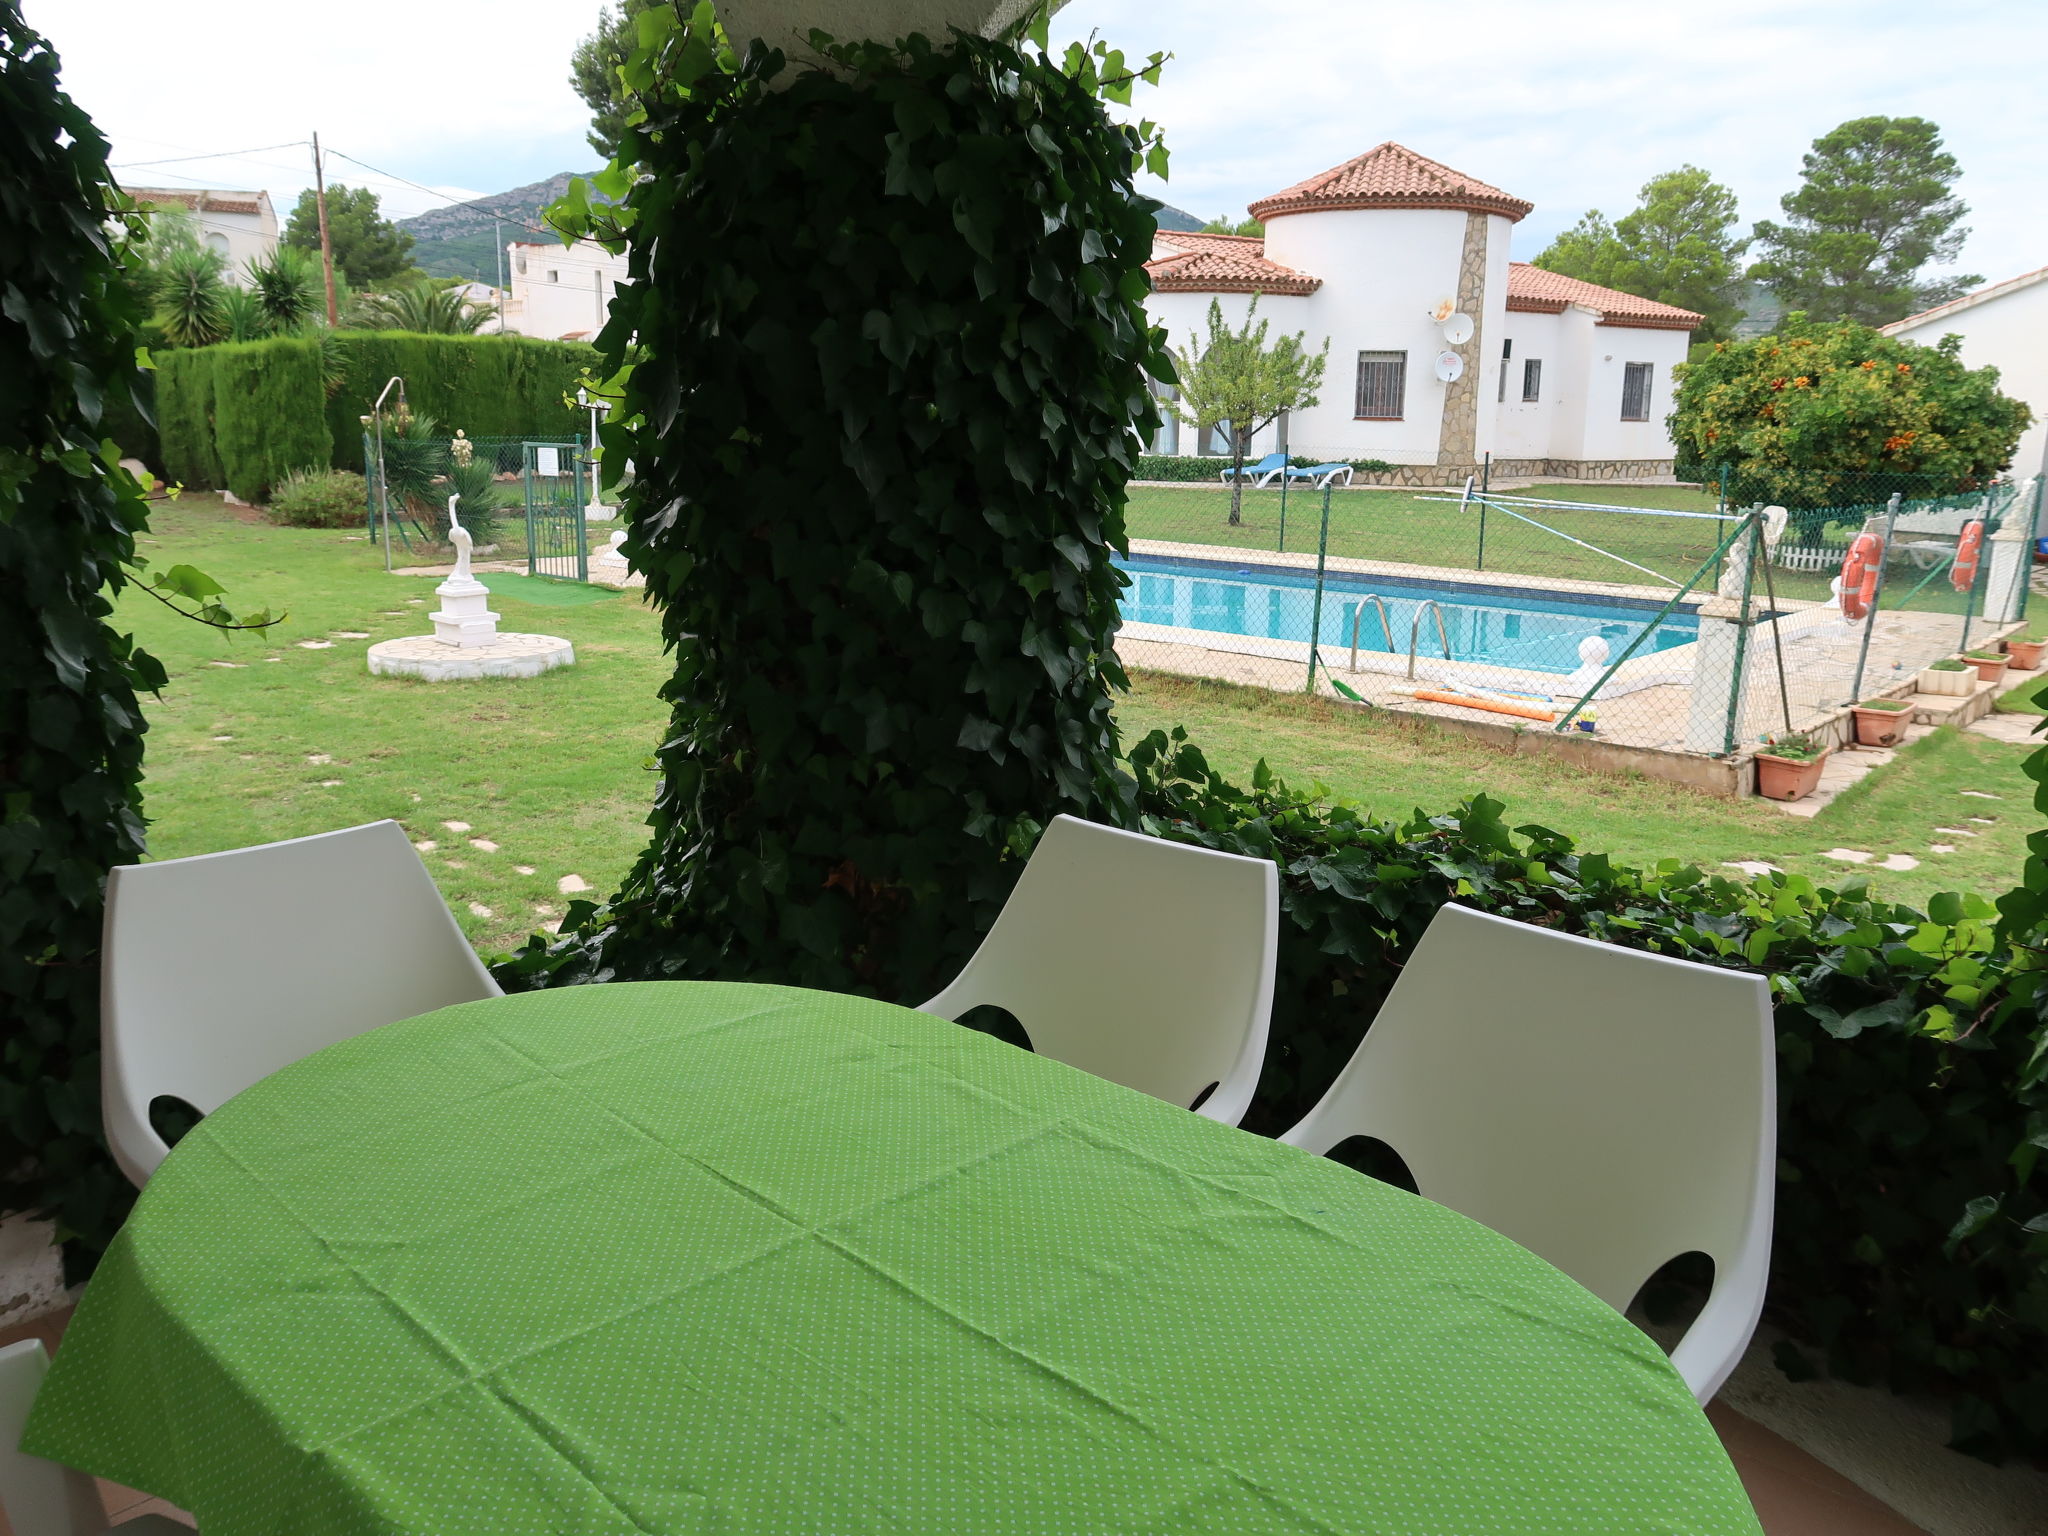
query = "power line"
(110, 139, 309, 170)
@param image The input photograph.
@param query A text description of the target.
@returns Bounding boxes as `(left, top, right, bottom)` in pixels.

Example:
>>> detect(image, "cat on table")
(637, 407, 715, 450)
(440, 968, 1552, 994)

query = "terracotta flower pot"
(2005, 639, 2045, 671)
(1965, 655, 2009, 685)
(1755, 750, 1828, 802)
(1851, 706, 1909, 748)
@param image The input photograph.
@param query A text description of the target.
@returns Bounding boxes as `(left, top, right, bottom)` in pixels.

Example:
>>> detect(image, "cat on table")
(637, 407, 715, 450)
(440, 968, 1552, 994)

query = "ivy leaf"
(1944, 1196, 2001, 1257)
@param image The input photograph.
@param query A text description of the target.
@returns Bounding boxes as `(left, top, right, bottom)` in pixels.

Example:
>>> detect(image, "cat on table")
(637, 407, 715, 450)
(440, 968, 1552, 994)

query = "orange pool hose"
(1412, 689, 1558, 723)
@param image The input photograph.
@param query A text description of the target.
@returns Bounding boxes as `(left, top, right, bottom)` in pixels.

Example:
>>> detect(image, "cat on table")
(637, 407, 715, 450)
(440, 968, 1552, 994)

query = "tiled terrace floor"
(2, 1303, 1931, 1536)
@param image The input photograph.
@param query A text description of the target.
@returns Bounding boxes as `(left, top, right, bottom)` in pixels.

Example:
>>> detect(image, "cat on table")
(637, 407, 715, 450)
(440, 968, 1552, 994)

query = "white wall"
(1262, 207, 1476, 464)
(1145, 287, 1297, 461)
(1890, 278, 2048, 485)
(505, 240, 628, 339)
(1494, 308, 1564, 460)
(1575, 326, 1691, 462)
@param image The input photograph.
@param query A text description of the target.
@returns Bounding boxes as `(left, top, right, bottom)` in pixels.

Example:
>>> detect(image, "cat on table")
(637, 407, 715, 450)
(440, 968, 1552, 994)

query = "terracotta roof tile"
(1249, 142, 1533, 224)
(126, 187, 266, 217)
(1506, 263, 1702, 330)
(1145, 233, 1321, 297)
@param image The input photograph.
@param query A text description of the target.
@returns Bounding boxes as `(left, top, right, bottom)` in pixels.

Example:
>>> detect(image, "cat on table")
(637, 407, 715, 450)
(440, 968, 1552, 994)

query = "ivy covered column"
(518, 12, 1170, 1001)
(1, 4, 162, 1263)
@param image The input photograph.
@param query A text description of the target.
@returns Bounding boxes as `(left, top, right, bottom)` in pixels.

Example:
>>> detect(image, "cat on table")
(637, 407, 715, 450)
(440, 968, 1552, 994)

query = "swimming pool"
(1115, 552, 1699, 676)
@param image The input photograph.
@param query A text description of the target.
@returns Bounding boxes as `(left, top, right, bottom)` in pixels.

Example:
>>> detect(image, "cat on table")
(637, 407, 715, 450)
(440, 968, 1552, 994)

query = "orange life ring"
(1838, 533, 1882, 620)
(1951, 520, 1985, 592)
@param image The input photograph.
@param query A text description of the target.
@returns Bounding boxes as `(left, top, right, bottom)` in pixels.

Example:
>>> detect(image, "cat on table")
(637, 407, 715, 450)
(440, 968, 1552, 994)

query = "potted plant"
(2006, 635, 2046, 671)
(1918, 658, 1974, 696)
(1850, 697, 1912, 747)
(1964, 650, 2009, 684)
(1754, 732, 1830, 802)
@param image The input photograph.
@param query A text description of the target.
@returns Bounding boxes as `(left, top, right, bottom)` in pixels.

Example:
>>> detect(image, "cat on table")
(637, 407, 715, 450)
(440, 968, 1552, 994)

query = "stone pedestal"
(368, 633, 576, 681)
(1685, 597, 1756, 755)
(430, 575, 501, 647)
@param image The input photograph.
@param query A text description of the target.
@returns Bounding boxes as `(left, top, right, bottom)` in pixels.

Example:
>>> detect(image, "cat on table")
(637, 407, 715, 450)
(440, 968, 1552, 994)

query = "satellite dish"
(1434, 349, 1465, 383)
(1441, 311, 1475, 346)
(1428, 295, 1458, 324)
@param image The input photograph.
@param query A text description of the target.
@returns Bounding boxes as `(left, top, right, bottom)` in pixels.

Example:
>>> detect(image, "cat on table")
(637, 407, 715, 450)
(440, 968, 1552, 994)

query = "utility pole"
(493, 217, 505, 333)
(311, 131, 339, 327)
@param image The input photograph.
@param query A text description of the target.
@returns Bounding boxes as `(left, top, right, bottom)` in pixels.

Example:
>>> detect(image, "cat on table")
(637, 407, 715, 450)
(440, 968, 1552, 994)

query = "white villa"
(499, 237, 630, 341)
(127, 187, 278, 285)
(1144, 143, 1702, 484)
(1882, 265, 2048, 484)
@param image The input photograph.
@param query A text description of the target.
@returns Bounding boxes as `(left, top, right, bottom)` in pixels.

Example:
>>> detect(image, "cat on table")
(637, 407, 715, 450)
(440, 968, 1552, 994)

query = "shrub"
(266, 468, 367, 528)
(1671, 313, 2032, 508)
(1132, 454, 1395, 482)
(1125, 726, 2048, 1460)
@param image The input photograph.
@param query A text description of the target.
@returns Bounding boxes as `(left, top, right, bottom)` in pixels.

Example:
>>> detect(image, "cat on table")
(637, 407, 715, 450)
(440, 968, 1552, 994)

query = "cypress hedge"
(153, 331, 600, 489)
(155, 346, 220, 489)
(323, 333, 598, 471)
(209, 336, 332, 502)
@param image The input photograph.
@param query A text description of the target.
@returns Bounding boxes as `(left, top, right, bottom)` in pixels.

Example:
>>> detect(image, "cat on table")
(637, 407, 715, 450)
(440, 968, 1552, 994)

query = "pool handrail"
(1347, 596, 1395, 673)
(1406, 601, 1453, 680)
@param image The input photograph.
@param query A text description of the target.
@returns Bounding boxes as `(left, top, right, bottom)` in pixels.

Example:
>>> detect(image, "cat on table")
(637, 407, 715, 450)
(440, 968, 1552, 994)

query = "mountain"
(396, 171, 601, 284)
(400, 176, 1211, 283)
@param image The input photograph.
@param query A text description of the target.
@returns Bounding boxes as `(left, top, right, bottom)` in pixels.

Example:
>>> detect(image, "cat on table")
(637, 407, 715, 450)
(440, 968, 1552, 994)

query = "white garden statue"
(1564, 634, 1612, 699)
(430, 494, 500, 647)
(1715, 505, 1789, 603)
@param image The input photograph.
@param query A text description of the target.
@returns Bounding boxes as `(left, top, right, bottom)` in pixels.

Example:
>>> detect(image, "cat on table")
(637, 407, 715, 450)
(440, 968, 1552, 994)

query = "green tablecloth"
(28, 982, 1761, 1535)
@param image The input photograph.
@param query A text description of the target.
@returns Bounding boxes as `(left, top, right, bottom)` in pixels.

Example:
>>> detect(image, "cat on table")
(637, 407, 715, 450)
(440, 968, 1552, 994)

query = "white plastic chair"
(102, 819, 502, 1187)
(919, 814, 1277, 1125)
(1279, 903, 1774, 1403)
(1, 1339, 188, 1535)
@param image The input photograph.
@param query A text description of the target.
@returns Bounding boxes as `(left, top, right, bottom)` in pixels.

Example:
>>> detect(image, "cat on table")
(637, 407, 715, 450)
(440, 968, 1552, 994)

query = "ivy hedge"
(1124, 726, 2048, 1461)
(153, 332, 599, 492)
(1, 2, 160, 1264)
(506, 19, 1169, 996)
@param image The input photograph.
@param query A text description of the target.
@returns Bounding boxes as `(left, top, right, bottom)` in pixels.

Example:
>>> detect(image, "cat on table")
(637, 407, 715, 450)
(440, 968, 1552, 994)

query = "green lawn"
(122, 496, 2035, 956)
(1123, 481, 1989, 615)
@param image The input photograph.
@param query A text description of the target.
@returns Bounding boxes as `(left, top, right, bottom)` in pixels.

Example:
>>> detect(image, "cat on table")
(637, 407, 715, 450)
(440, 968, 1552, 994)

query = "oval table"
(28, 983, 1762, 1535)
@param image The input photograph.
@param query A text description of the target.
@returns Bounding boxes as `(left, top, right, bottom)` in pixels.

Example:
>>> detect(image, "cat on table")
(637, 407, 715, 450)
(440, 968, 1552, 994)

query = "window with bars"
(1355, 351, 1406, 419)
(1497, 338, 1512, 403)
(1621, 362, 1653, 420)
(1522, 359, 1542, 402)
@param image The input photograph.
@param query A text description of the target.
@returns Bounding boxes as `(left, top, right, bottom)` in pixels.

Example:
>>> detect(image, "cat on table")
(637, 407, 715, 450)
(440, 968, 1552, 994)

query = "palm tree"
(246, 246, 320, 333)
(217, 284, 273, 343)
(349, 281, 491, 334)
(154, 244, 228, 347)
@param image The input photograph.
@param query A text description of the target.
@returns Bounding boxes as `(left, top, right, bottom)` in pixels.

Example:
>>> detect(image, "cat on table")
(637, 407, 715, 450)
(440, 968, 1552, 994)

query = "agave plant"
(246, 246, 321, 333)
(154, 244, 228, 347)
(217, 284, 273, 343)
(349, 281, 491, 335)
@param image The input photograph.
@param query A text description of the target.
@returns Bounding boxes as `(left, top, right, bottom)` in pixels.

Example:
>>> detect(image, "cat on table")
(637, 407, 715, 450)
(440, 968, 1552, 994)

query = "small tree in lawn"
(1171, 295, 1328, 526)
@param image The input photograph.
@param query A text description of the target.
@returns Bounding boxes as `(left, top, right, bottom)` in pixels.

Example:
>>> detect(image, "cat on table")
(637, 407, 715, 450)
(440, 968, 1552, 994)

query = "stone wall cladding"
(1338, 458, 1679, 488)
(1434, 211, 1489, 466)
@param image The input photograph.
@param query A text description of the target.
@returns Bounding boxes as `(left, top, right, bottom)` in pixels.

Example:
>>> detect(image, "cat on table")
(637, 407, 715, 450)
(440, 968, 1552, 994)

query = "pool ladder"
(1347, 597, 1395, 673)
(1406, 601, 1453, 680)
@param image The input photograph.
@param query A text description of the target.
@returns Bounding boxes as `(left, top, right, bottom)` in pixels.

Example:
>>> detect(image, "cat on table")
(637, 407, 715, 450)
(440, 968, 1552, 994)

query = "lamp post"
(578, 387, 612, 522)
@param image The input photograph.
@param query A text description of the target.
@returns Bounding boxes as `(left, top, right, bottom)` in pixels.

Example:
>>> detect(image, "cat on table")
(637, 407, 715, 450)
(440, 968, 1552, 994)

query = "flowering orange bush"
(1672, 313, 2031, 506)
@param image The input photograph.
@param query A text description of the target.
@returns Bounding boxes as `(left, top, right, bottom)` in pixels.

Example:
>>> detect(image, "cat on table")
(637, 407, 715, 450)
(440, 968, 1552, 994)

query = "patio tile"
(1710, 1402, 1928, 1534)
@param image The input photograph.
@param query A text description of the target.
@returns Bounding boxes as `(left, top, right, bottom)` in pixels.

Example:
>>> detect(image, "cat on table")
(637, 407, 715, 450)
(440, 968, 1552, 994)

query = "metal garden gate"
(522, 441, 589, 581)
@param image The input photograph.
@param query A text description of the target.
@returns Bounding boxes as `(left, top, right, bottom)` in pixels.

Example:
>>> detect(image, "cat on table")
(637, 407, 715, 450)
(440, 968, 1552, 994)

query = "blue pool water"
(1116, 553, 1699, 676)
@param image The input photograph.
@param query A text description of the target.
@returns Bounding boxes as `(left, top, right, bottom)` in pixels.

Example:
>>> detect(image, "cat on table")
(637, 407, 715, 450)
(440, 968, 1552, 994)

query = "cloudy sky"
(27, 0, 2044, 283)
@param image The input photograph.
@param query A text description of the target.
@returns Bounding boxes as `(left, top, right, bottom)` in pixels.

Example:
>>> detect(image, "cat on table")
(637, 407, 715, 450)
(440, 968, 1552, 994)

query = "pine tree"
(1750, 117, 1980, 325)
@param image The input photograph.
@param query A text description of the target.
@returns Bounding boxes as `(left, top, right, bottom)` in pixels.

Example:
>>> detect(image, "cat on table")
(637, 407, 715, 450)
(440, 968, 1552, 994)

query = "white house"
(499, 238, 630, 341)
(1881, 265, 2048, 483)
(1143, 143, 1701, 484)
(128, 187, 278, 285)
